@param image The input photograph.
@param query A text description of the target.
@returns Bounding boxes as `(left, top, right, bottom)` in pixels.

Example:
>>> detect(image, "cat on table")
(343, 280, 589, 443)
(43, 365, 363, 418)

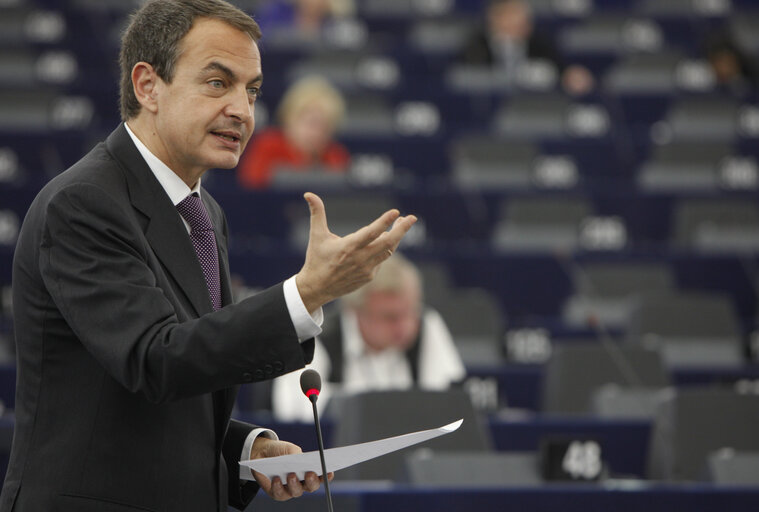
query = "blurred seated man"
(705, 29, 759, 95)
(460, 0, 594, 95)
(272, 253, 466, 421)
(237, 75, 350, 189)
(256, 0, 354, 37)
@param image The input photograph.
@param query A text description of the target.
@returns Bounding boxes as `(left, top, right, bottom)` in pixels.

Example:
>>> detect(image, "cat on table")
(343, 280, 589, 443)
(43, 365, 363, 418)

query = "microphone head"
(300, 369, 322, 400)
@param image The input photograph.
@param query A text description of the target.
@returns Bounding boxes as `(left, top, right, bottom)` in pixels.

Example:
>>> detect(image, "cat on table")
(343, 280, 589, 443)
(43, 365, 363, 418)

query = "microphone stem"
(310, 396, 334, 512)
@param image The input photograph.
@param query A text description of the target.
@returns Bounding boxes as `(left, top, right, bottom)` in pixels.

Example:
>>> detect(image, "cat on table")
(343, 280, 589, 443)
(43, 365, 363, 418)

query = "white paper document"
(240, 419, 463, 482)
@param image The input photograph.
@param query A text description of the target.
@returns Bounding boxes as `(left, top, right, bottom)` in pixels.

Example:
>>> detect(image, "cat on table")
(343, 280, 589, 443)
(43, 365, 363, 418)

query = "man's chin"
(209, 154, 241, 170)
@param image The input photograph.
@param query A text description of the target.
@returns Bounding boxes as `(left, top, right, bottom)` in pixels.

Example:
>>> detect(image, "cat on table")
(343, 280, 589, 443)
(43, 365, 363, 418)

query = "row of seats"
(236, 385, 759, 484)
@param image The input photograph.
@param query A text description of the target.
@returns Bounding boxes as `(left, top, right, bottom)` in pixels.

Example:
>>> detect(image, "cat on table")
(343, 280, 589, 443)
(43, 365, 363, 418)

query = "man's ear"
(131, 62, 160, 114)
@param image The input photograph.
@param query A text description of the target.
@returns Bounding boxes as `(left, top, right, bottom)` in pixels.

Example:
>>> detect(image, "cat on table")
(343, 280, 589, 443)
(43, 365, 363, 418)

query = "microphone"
(553, 250, 643, 387)
(300, 369, 334, 512)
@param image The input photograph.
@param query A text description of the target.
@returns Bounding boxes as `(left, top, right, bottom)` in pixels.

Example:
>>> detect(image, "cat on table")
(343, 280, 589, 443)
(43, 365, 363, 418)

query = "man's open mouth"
(211, 131, 241, 143)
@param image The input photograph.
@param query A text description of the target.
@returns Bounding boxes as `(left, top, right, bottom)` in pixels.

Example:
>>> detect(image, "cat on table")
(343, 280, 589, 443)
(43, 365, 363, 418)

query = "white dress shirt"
(124, 123, 323, 478)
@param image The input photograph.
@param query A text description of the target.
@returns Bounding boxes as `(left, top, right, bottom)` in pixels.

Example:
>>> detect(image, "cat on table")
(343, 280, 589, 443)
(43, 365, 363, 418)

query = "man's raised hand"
(295, 192, 417, 313)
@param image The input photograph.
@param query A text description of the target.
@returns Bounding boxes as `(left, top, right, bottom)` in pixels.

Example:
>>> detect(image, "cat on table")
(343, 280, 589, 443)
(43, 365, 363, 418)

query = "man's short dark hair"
(119, 0, 262, 121)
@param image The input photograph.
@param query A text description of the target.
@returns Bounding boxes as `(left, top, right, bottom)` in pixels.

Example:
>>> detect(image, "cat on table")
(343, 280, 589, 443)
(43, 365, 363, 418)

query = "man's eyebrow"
(201, 61, 263, 86)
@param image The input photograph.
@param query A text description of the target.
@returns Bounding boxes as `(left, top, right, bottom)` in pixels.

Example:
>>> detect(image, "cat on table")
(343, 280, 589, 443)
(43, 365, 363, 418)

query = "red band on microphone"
(305, 388, 320, 398)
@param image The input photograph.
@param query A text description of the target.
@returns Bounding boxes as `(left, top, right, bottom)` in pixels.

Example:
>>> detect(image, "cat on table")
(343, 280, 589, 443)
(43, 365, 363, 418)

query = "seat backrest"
(416, 261, 455, 308)
(542, 342, 670, 414)
(493, 94, 569, 138)
(406, 451, 542, 487)
(673, 198, 759, 249)
(647, 388, 759, 481)
(573, 262, 673, 298)
(666, 97, 739, 142)
(451, 136, 537, 190)
(627, 291, 740, 340)
(498, 197, 592, 227)
(708, 450, 759, 486)
(432, 289, 505, 365)
(326, 389, 492, 480)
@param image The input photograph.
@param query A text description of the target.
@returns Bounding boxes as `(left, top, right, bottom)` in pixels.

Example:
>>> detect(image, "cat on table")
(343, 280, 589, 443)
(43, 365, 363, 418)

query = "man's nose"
(225, 87, 253, 125)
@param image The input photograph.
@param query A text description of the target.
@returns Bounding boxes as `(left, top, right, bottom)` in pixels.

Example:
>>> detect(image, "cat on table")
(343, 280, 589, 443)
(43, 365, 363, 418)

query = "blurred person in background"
(255, 0, 355, 36)
(272, 253, 466, 422)
(237, 75, 350, 189)
(705, 28, 759, 95)
(460, 0, 594, 96)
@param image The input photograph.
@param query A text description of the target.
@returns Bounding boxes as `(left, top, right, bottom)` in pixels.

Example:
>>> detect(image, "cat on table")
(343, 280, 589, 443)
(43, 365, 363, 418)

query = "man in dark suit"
(0, 1, 416, 511)
(459, 0, 594, 95)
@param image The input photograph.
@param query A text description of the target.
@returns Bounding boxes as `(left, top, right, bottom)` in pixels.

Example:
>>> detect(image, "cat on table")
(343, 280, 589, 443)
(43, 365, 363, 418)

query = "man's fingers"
(348, 209, 400, 249)
(365, 215, 417, 258)
(286, 473, 304, 498)
(305, 192, 329, 237)
(303, 472, 321, 492)
(252, 470, 273, 495)
(270, 476, 290, 501)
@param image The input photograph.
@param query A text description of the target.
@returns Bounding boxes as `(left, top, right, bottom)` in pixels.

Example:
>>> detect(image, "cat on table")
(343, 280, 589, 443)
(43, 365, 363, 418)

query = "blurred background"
(1, 0, 759, 510)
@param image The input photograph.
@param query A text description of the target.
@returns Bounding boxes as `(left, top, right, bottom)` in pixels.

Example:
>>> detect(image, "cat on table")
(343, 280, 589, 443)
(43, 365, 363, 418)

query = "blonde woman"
(238, 75, 350, 188)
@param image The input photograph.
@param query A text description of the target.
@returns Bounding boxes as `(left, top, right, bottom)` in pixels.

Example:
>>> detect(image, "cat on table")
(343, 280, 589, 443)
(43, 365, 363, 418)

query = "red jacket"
(237, 128, 350, 189)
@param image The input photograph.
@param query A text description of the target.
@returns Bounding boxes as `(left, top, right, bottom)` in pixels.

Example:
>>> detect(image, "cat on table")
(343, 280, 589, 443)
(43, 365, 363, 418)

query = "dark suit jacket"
(459, 30, 564, 71)
(0, 124, 314, 512)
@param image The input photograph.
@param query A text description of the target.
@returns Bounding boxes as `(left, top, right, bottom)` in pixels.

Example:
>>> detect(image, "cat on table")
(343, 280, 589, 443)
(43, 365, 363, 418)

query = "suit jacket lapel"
(106, 124, 213, 318)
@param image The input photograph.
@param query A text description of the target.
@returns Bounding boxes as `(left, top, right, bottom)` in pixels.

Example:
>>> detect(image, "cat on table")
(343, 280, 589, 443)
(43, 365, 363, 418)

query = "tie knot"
(176, 194, 213, 232)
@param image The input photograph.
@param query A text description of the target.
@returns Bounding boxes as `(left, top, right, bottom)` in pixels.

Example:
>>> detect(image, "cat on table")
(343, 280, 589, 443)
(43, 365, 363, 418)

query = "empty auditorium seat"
(672, 198, 759, 252)
(407, 17, 475, 56)
(338, 95, 397, 136)
(559, 15, 665, 56)
(628, 291, 744, 368)
(494, 94, 613, 140)
(666, 97, 741, 142)
(415, 260, 455, 306)
(326, 389, 492, 480)
(707, 449, 759, 486)
(591, 385, 671, 419)
(541, 342, 670, 415)
(637, 142, 735, 192)
(432, 288, 505, 366)
(647, 388, 759, 481)
(562, 261, 674, 328)
(492, 196, 592, 252)
(451, 136, 538, 190)
(603, 52, 689, 94)
(406, 451, 543, 487)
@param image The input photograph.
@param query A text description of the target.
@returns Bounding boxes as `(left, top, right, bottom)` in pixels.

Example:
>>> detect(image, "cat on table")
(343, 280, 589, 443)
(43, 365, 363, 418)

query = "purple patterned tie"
(176, 194, 222, 311)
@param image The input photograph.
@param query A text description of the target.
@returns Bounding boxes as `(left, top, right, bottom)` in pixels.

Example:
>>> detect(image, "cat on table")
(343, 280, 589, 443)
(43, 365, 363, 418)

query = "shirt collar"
(124, 122, 201, 206)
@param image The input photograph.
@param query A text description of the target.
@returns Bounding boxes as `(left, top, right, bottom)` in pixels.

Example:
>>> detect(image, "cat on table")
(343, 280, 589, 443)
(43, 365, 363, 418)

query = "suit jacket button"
(243, 372, 253, 382)
(273, 361, 284, 372)
(254, 369, 264, 380)
(264, 364, 273, 375)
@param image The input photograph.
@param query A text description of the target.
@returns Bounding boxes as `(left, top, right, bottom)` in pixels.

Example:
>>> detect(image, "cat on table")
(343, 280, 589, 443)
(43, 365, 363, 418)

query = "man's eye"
(248, 87, 262, 99)
(209, 80, 224, 89)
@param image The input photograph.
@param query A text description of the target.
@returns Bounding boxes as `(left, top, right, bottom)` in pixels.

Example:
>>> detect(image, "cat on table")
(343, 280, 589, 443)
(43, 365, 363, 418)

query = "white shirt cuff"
(283, 275, 323, 342)
(239, 428, 278, 480)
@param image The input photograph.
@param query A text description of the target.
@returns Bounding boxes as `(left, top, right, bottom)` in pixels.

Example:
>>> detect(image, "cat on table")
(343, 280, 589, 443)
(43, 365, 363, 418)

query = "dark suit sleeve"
(224, 419, 261, 510)
(39, 182, 310, 403)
